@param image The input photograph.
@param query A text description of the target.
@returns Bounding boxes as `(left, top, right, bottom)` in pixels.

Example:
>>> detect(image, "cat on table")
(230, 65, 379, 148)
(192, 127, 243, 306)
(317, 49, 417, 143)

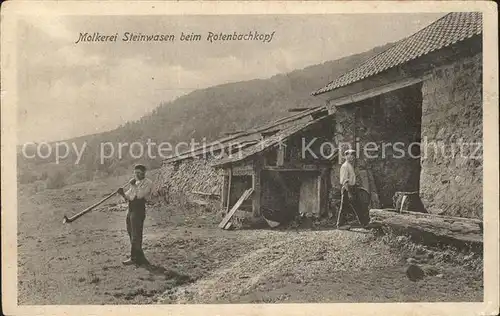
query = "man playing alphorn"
(117, 164, 153, 266)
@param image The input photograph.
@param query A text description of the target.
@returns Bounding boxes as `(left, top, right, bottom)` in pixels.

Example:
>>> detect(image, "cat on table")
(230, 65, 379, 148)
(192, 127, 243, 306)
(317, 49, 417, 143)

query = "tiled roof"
(312, 12, 482, 96)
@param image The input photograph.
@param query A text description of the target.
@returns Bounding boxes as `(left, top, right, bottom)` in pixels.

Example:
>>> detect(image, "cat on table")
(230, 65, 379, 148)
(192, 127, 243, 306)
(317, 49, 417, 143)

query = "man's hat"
(134, 164, 147, 172)
(344, 149, 356, 155)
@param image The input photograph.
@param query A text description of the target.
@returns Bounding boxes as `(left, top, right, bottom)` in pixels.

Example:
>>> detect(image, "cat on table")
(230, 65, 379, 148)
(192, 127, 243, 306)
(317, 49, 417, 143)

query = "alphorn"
(62, 180, 130, 224)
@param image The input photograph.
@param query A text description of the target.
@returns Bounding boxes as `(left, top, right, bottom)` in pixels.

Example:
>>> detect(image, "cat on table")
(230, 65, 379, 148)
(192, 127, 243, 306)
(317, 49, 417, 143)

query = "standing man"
(117, 164, 153, 266)
(337, 149, 369, 228)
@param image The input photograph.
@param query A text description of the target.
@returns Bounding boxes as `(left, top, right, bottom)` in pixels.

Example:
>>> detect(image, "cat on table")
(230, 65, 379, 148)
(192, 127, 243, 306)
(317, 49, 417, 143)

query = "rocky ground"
(17, 175, 483, 305)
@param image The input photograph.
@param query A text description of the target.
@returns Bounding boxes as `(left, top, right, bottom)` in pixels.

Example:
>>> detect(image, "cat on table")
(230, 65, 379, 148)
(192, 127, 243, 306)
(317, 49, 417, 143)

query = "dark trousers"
(339, 185, 370, 226)
(126, 199, 147, 262)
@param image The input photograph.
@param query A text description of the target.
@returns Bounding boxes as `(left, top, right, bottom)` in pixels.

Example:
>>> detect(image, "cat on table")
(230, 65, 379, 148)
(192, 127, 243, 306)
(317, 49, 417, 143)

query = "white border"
(1, 1, 498, 315)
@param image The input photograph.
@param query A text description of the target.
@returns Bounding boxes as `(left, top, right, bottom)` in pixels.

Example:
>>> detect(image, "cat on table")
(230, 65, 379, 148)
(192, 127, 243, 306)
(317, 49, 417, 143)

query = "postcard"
(1, 1, 498, 315)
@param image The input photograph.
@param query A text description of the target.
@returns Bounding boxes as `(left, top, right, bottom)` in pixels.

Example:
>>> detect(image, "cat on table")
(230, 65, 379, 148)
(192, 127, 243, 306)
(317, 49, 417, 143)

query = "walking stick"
(62, 180, 131, 224)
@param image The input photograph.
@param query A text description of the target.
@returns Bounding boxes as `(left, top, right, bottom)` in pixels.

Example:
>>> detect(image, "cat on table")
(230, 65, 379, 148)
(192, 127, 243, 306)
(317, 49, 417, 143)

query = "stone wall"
(154, 157, 223, 204)
(420, 53, 482, 218)
(333, 85, 423, 207)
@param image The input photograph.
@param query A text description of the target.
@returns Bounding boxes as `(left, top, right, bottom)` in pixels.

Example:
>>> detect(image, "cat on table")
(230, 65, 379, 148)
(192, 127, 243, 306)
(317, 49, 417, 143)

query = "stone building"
(312, 12, 483, 218)
(156, 12, 483, 222)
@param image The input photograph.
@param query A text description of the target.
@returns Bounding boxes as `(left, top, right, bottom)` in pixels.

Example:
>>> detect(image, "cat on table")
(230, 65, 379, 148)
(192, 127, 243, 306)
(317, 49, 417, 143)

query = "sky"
(17, 13, 445, 144)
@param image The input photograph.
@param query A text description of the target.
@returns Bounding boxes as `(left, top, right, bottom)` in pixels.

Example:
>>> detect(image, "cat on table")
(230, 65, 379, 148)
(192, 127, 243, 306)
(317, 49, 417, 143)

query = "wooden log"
(369, 209, 483, 251)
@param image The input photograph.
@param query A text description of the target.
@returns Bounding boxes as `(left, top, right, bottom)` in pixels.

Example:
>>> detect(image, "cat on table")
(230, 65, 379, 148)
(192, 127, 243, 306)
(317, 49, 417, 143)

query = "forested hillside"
(17, 43, 392, 189)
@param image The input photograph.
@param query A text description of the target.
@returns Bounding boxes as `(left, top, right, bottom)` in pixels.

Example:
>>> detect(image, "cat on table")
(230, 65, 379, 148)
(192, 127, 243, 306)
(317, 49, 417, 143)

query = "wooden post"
(276, 147, 285, 166)
(252, 159, 262, 217)
(226, 167, 233, 213)
(315, 173, 322, 217)
(319, 167, 329, 216)
(221, 174, 229, 209)
(353, 106, 358, 167)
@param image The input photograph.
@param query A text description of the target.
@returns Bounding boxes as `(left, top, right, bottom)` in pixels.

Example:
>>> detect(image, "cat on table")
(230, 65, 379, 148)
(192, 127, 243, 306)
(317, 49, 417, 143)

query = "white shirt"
(125, 178, 153, 201)
(339, 161, 356, 186)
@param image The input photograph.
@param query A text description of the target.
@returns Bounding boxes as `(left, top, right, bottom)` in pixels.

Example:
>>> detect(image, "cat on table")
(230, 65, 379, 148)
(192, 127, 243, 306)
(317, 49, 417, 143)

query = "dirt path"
(17, 176, 483, 304)
(159, 229, 482, 303)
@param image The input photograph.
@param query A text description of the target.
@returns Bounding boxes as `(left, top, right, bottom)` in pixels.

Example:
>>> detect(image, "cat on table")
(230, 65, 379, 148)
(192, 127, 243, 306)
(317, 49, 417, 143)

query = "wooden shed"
(211, 107, 337, 220)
